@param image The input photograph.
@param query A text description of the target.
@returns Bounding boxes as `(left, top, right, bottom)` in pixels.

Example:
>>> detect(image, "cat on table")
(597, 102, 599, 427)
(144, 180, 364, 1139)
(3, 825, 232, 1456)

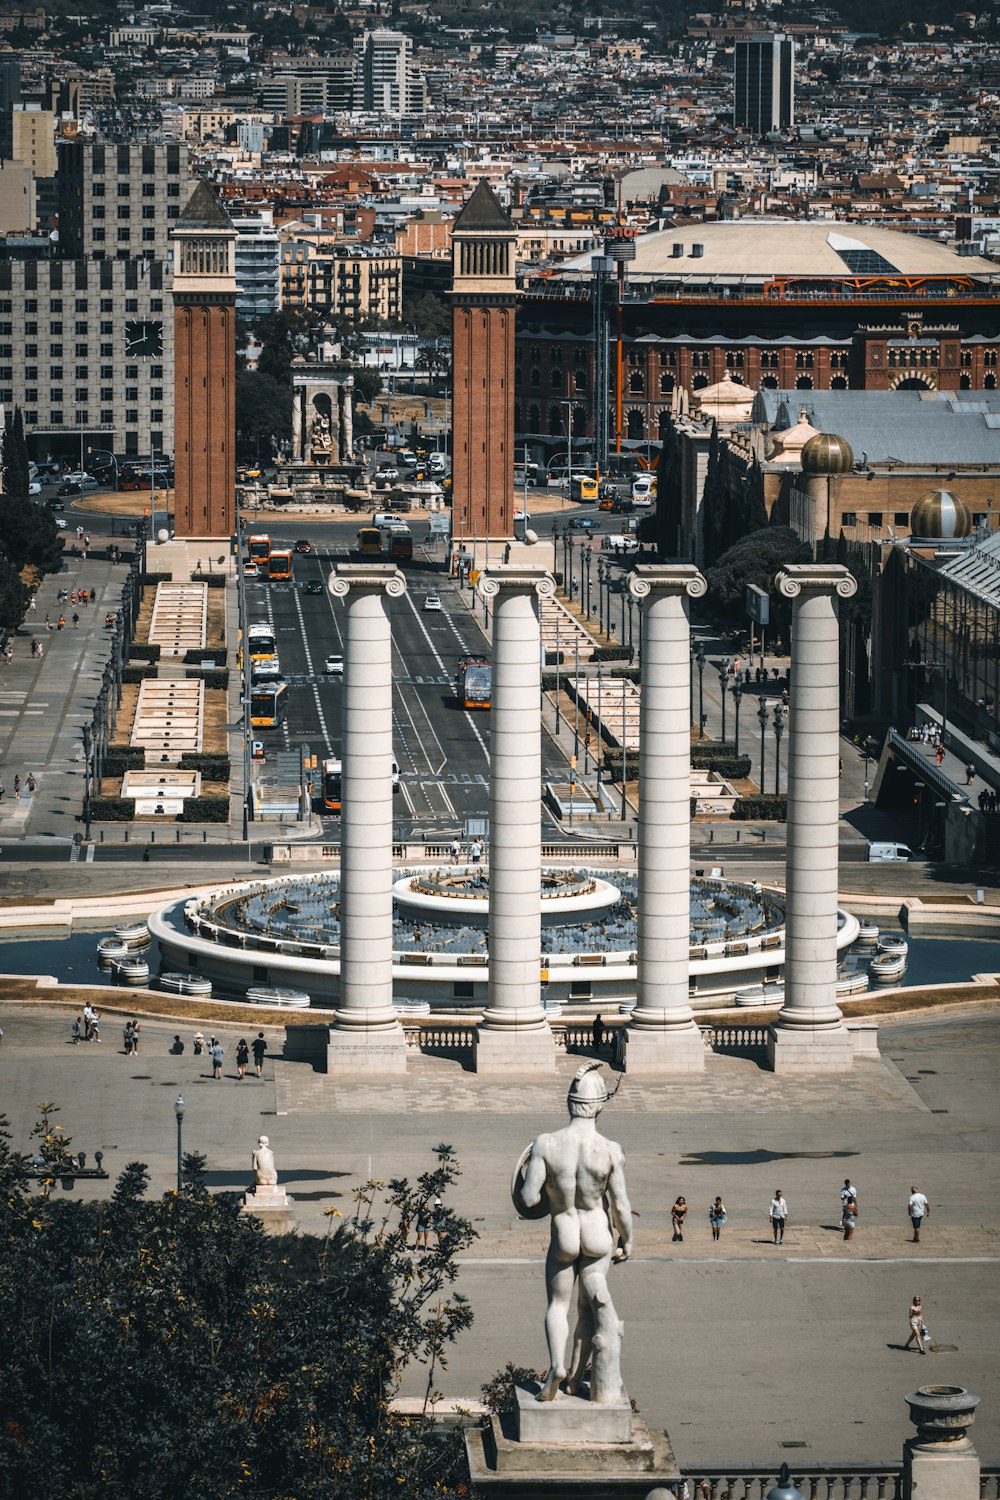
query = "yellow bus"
(570, 475, 599, 503)
(456, 655, 492, 710)
(265, 549, 292, 581)
(250, 681, 288, 729)
(357, 527, 383, 555)
(241, 623, 277, 665)
(322, 758, 342, 813)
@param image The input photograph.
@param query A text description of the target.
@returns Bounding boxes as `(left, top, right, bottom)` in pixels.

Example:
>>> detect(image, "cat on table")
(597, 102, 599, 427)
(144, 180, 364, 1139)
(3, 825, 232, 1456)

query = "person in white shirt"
(908, 1186, 930, 1243)
(769, 1189, 788, 1245)
(840, 1178, 859, 1211)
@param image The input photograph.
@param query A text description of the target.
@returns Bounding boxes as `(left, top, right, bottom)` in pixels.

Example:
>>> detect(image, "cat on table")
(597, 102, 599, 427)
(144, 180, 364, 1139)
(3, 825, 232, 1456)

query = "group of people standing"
(184, 1030, 268, 1080)
(669, 1179, 928, 1248)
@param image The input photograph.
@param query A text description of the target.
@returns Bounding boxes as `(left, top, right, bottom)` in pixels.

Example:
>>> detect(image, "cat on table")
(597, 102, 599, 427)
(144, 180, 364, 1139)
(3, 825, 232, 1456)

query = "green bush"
(186, 668, 229, 690)
(694, 755, 752, 779)
(179, 794, 230, 823)
(196, 574, 227, 589)
(589, 646, 630, 663)
(691, 741, 738, 763)
(129, 643, 161, 662)
(122, 664, 158, 685)
(602, 748, 640, 778)
(179, 753, 230, 779)
(106, 744, 146, 769)
(183, 647, 227, 665)
(733, 795, 787, 822)
(140, 572, 171, 586)
(88, 796, 136, 822)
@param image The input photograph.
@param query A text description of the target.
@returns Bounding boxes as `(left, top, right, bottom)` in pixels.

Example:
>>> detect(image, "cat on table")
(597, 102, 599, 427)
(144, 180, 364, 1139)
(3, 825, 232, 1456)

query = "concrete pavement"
(0, 1001, 996, 1465)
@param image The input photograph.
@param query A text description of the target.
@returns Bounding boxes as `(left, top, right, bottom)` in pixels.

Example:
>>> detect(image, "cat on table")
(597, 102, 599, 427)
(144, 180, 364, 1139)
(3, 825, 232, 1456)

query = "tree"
(235, 370, 293, 460)
(705, 525, 812, 640)
(700, 420, 723, 566)
(350, 366, 383, 408)
(0, 1118, 476, 1500)
(407, 293, 451, 343)
(0, 556, 30, 631)
(254, 308, 313, 383)
(1, 406, 30, 498)
(0, 496, 63, 575)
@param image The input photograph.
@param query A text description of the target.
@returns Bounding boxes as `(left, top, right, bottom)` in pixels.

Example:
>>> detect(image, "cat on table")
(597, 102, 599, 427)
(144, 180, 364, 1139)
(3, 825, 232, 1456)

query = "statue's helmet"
(567, 1062, 609, 1118)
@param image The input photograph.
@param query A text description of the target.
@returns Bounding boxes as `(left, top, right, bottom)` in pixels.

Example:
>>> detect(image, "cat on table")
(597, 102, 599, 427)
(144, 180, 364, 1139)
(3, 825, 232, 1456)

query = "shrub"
(693, 755, 752, 779)
(122, 664, 158, 685)
(183, 647, 227, 666)
(602, 748, 640, 779)
(129, 643, 161, 662)
(179, 794, 230, 823)
(733, 794, 787, 822)
(186, 668, 229, 690)
(197, 574, 226, 589)
(691, 741, 738, 762)
(106, 745, 146, 769)
(88, 796, 136, 822)
(589, 646, 630, 663)
(140, 571, 171, 585)
(179, 753, 230, 779)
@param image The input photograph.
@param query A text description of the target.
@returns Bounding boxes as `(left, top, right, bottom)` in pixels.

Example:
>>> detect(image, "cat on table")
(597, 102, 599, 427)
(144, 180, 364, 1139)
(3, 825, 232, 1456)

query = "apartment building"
(352, 29, 426, 115)
(281, 240, 401, 321)
(57, 140, 195, 261)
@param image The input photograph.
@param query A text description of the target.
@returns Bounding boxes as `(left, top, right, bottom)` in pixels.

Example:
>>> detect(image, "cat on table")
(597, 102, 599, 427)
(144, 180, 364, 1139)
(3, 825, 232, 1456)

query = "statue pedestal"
(464, 1383, 679, 1498)
(242, 1185, 295, 1235)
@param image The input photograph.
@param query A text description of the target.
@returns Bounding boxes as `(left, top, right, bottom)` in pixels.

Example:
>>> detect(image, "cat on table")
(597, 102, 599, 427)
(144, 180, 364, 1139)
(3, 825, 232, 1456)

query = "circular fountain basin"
(392, 866, 621, 928)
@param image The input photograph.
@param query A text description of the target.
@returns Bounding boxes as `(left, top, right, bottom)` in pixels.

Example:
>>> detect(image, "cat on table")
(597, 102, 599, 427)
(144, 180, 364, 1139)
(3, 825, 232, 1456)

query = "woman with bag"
(671, 1196, 688, 1242)
(708, 1196, 727, 1242)
(904, 1295, 928, 1355)
(841, 1194, 857, 1241)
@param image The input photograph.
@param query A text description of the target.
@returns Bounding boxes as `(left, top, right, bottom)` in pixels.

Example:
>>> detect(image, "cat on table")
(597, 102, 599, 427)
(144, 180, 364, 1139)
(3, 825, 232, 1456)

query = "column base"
(327, 1021, 408, 1075)
(904, 1443, 980, 1500)
(474, 1023, 556, 1076)
(767, 1023, 854, 1075)
(624, 1024, 705, 1075)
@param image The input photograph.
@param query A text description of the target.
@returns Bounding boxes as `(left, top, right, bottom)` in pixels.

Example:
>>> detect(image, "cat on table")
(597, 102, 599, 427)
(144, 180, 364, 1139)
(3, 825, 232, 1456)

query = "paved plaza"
(1, 999, 997, 1466)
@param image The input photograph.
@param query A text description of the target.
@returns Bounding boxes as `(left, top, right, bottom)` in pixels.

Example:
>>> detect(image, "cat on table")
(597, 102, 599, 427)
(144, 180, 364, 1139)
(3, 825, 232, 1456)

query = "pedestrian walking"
(904, 1295, 928, 1355)
(36, 642, 42, 659)
(841, 1194, 857, 1241)
(470, 838, 483, 864)
(169, 1035, 184, 1055)
(252, 1031, 267, 1077)
(57, 615, 65, 630)
(965, 762, 976, 785)
(90, 588, 96, 603)
(26, 773, 36, 797)
(709, 1196, 727, 1241)
(908, 1185, 930, 1243)
(90, 1009, 101, 1043)
(935, 746, 944, 767)
(236, 1037, 249, 1080)
(71, 1016, 82, 1044)
(28, 594, 35, 612)
(769, 1188, 788, 1244)
(210, 1040, 224, 1079)
(450, 839, 460, 864)
(0, 780, 4, 800)
(671, 1196, 688, 1241)
(840, 1178, 859, 1212)
(13, 774, 20, 799)
(591, 1013, 605, 1053)
(82, 1001, 95, 1039)
(193, 1030, 205, 1056)
(122, 1020, 134, 1055)
(72, 613, 79, 629)
(30, 639, 37, 657)
(415, 1197, 433, 1251)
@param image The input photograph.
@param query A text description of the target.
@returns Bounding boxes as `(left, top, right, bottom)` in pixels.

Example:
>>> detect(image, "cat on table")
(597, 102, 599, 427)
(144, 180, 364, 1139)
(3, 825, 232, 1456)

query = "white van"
(372, 512, 407, 528)
(601, 533, 639, 554)
(867, 842, 913, 863)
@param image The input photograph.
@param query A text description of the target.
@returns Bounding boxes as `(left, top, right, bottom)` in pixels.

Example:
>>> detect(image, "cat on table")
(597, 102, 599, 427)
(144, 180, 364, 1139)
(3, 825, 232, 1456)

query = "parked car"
(46, 498, 66, 511)
(375, 465, 399, 481)
(242, 562, 260, 578)
(28, 480, 41, 495)
(423, 593, 442, 612)
(57, 481, 83, 497)
(303, 579, 323, 595)
(294, 539, 312, 554)
(54, 517, 68, 529)
(324, 653, 344, 675)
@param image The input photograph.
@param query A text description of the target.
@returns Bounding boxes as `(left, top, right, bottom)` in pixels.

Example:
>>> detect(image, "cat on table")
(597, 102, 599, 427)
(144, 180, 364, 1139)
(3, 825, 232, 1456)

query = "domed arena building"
(515, 219, 1000, 454)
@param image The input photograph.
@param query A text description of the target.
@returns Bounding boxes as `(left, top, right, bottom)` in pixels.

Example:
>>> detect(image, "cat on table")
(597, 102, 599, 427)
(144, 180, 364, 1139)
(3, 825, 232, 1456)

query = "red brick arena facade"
(515, 220, 1000, 450)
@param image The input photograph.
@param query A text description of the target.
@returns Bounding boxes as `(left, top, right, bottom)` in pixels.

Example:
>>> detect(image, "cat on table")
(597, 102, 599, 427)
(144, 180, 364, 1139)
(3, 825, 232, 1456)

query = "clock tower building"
(171, 181, 237, 539)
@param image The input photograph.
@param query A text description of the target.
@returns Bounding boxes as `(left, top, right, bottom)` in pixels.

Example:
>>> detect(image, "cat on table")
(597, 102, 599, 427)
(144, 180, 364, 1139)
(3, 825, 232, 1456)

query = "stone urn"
(905, 1386, 981, 1449)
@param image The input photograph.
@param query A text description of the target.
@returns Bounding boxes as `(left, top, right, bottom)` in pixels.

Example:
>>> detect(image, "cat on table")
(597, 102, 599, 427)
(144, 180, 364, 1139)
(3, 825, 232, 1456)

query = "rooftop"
(753, 388, 1000, 470)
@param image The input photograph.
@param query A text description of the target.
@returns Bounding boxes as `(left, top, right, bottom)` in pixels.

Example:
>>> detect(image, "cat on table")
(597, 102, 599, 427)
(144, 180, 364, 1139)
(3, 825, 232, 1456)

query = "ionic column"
(474, 564, 555, 1074)
(326, 563, 407, 1074)
(625, 565, 707, 1074)
(291, 387, 303, 460)
(342, 378, 354, 460)
(768, 563, 859, 1075)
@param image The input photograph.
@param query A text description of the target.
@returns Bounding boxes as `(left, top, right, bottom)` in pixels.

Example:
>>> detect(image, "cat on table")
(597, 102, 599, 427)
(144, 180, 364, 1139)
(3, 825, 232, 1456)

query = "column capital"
(628, 563, 707, 602)
(478, 563, 555, 602)
(775, 564, 858, 602)
(330, 563, 406, 600)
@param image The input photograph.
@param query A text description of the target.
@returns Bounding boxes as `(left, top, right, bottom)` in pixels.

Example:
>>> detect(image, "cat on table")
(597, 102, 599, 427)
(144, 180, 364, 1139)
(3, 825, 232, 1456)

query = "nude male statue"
(512, 1062, 633, 1405)
(252, 1135, 277, 1188)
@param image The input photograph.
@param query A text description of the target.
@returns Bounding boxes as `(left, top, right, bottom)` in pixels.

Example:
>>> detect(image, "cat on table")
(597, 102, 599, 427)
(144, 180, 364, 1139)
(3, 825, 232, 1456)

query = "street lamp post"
(627, 594, 634, 663)
(583, 548, 592, 621)
(554, 609, 561, 738)
(174, 1094, 185, 1192)
(695, 646, 706, 739)
(773, 704, 784, 795)
(757, 692, 769, 792)
(717, 663, 728, 743)
(620, 674, 628, 819)
(732, 681, 744, 758)
(82, 723, 92, 840)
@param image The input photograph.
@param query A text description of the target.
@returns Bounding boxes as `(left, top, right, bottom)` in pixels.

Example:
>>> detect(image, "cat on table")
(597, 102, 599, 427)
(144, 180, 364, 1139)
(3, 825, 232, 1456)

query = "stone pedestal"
(473, 566, 556, 1076)
(903, 1385, 981, 1500)
(768, 564, 859, 1076)
(327, 564, 407, 1075)
(465, 1383, 679, 1499)
(242, 1185, 295, 1235)
(625, 566, 707, 1075)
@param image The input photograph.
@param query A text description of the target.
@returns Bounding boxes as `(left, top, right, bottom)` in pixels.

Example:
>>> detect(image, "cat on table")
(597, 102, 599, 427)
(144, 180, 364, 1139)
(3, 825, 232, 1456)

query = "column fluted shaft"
(775, 564, 857, 1031)
(329, 564, 405, 1030)
(629, 565, 707, 1030)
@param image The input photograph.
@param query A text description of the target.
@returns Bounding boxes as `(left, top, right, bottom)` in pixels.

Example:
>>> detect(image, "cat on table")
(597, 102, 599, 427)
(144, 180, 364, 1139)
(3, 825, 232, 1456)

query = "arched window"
(795, 375, 814, 390)
(658, 410, 670, 440)
(986, 373, 997, 390)
(761, 375, 778, 389)
(550, 368, 562, 389)
(831, 375, 849, 390)
(549, 405, 562, 435)
(629, 370, 644, 394)
(529, 367, 540, 388)
(660, 373, 674, 395)
(573, 404, 587, 433)
(627, 409, 644, 440)
(527, 403, 540, 431)
(959, 375, 971, 390)
(513, 403, 522, 430)
(692, 374, 709, 390)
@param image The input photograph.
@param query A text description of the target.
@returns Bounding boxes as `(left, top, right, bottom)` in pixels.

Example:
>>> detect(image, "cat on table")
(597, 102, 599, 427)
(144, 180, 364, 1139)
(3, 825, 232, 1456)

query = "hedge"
(691, 742, 739, 763)
(733, 795, 787, 822)
(179, 753, 230, 779)
(140, 572, 171, 586)
(589, 646, 631, 663)
(106, 745, 145, 769)
(601, 748, 640, 778)
(179, 795, 230, 823)
(183, 647, 227, 666)
(89, 796, 136, 822)
(185, 668, 229, 690)
(693, 755, 752, 779)
(129, 643, 161, 662)
(197, 574, 226, 589)
(122, 664, 158, 685)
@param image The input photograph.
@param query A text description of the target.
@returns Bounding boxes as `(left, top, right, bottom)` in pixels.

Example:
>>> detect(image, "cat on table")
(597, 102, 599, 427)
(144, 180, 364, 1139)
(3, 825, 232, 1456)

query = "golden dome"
(800, 432, 855, 475)
(909, 488, 972, 540)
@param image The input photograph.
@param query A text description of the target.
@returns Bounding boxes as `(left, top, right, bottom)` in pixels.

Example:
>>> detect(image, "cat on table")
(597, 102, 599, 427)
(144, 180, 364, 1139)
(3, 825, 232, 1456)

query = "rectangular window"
(24, 320, 37, 334)
(50, 385, 62, 396)
(126, 409, 138, 424)
(118, 182, 130, 197)
(142, 183, 155, 197)
(125, 299, 138, 312)
(151, 386, 163, 400)
(24, 344, 37, 356)
(25, 366, 36, 379)
(24, 387, 37, 401)
(75, 389, 88, 403)
(49, 344, 62, 356)
(76, 365, 88, 379)
(150, 299, 162, 312)
(126, 388, 138, 403)
(93, 206, 105, 220)
(23, 410, 36, 423)
(101, 343, 113, 356)
(167, 183, 180, 197)
(93, 229, 105, 241)
(51, 299, 63, 312)
(142, 229, 155, 242)
(92, 182, 105, 196)
(50, 322, 63, 335)
(101, 365, 113, 378)
(101, 387, 113, 400)
(50, 410, 62, 424)
(894, 512, 908, 527)
(100, 321, 113, 334)
(150, 408, 162, 423)
(101, 409, 113, 424)
(75, 320, 88, 334)
(76, 298, 88, 312)
(100, 298, 113, 312)
(867, 512, 883, 527)
(25, 298, 37, 312)
(841, 511, 857, 527)
(75, 344, 88, 357)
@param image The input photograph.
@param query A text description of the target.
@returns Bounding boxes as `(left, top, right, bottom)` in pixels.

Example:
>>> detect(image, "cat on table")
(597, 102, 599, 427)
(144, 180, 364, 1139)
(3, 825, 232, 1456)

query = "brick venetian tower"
(171, 181, 237, 539)
(450, 180, 516, 541)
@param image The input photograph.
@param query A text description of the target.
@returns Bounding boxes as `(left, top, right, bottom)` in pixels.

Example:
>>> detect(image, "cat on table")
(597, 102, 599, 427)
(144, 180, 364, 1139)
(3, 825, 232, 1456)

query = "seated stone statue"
(252, 1134, 277, 1188)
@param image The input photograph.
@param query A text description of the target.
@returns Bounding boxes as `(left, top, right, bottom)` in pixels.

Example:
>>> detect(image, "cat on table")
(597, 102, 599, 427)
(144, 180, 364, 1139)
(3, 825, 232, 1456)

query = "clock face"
(124, 319, 163, 360)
